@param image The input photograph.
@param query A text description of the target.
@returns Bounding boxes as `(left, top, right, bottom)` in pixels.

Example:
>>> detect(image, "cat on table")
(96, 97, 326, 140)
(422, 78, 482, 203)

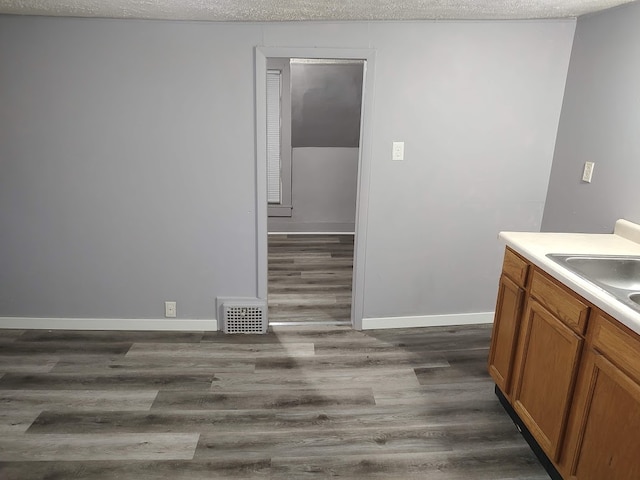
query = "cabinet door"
(561, 350, 640, 480)
(512, 299, 583, 461)
(488, 274, 525, 397)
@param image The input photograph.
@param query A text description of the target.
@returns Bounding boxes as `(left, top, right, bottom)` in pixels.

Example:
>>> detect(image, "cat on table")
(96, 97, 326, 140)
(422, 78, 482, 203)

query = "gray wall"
(361, 21, 574, 318)
(268, 147, 358, 232)
(541, 2, 640, 233)
(0, 18, 261, 320)
(291, 62, 363, 148)
(0, 16, 575, 323)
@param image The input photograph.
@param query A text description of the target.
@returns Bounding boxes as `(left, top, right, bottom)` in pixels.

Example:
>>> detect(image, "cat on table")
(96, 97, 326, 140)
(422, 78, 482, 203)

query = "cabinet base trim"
(495, 385, 564, 480)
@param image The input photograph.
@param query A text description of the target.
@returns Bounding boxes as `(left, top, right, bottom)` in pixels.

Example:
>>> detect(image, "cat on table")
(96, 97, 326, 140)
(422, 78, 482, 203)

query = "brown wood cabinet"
(510, 269, 590, 462)
(511, 296, 584, 461)
(489, 247, 640, 480)
(559, 312, 640, 479)
(488, 248, 529, 398)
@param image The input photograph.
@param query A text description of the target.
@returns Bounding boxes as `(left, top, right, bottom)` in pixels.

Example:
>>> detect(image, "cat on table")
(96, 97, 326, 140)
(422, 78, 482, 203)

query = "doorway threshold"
(269, 321, 351, 327)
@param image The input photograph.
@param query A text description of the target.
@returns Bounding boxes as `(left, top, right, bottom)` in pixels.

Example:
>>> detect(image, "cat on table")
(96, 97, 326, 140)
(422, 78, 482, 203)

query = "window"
(266, 59, 292, 217)
(266, 69, 282, 204)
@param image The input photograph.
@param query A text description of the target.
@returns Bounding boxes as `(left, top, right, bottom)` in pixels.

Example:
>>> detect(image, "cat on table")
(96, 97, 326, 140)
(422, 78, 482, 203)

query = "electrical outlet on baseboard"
(165, 301, 177, 318)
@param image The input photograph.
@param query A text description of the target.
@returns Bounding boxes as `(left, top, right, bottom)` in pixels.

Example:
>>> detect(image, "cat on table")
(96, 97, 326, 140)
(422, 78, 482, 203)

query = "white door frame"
(255, 46, 376, 330)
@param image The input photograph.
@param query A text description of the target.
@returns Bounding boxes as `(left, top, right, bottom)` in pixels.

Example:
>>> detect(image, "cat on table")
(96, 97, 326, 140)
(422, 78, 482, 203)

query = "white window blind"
(266, 70, 282, 204)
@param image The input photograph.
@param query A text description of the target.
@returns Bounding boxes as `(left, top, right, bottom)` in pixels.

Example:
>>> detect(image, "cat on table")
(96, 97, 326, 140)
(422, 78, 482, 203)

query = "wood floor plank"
(268, 306, 352, 322)
(373, 380, 496, 406)
(291, 257, 351, 266)
(194, 426, 450, 460)
(0, 410, 42, 434)
(269, 241, 351, 249)
(0, 459, 272, 480)
(269, 446, 548, 480)
(203, 324, 362, 344)
(0, 330, 25, 339)
(0, 372, 216, 390)
(15, 330, 204, 343)
(268, 293, 349, 306)
(125, 342, 315, 358)
(315, 342, 490, 356)
(207, 367, 419, 391)
(50, 356, 255, 374)
(0, 341, 132, 355)
(414, 349, 493, 385)
(267, 249, 331, 261)
(0, 452, 548, 480)
(269, 246, 353, 254)
(364, 324, 493, 350)
(268, 263, 353, 272)
(152, 388, 375, 411)
(268, 283, 352, 293)
(0, 389, 158, 411)
(194, 420, 522, 460)
(299, 271, 354, 279)
(27, 402, 507, 435)
(0, 355, 59, 373)
(273, 290, 351, 302)
(255, 351, 451, 370)
(0, 433, 199, 461)
(267, 275, 352, 286)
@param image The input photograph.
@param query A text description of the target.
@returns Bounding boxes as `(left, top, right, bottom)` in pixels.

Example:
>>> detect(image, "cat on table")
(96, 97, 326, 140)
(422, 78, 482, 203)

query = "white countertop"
(499, 219, 640, 336)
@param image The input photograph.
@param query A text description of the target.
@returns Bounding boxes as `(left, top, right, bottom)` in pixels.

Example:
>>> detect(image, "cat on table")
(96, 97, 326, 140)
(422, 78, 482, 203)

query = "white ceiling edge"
(0, 0, 637, 21)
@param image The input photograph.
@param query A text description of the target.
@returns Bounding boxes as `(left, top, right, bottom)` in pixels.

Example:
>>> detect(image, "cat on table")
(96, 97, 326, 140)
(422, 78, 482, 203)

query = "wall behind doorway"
(268, 61, 363, 233)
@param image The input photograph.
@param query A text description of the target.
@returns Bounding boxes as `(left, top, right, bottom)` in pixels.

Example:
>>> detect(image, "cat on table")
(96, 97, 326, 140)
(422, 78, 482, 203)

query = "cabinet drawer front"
(591, 311, 640, 384)
(503, 248, 529, 287)
(530, 270, 590, 334)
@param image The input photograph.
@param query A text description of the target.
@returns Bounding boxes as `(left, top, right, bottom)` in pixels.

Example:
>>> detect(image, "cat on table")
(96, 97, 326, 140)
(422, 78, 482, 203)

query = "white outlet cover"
(392, 141, 404, 161)
(165, 301, 177, 318)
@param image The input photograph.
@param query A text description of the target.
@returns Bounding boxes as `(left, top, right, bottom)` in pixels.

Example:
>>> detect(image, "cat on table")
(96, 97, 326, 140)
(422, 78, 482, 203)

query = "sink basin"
(546, 254, 640, 313)
(562, 256, 640, 290)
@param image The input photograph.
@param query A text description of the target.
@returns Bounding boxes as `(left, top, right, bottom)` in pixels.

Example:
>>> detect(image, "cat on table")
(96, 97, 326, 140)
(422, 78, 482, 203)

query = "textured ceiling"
(0, 0, 637, 21)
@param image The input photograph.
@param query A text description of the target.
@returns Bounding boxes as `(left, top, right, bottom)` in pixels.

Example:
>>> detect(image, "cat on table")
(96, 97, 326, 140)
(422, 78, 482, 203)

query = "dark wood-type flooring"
(268, 234, 354, 324)
(0, 324, 549, 479)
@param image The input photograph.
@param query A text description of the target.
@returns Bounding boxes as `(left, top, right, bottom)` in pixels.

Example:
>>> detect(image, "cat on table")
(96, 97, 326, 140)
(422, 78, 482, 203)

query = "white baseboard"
(1, 313, 493, 332)
(268, 232, 355, 235)
(0, 317, 218, 331)
(362, 312, 494, 330)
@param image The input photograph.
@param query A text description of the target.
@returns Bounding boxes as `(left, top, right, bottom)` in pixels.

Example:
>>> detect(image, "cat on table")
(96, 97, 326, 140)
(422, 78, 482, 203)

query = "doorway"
(267, 58, 361, 326)
(255, 47, 376, 330)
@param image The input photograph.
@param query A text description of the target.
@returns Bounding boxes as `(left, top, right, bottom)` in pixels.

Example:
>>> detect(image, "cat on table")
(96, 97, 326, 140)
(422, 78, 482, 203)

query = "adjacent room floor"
(268, 234, 354, 325)
(0, 324, 549, 479)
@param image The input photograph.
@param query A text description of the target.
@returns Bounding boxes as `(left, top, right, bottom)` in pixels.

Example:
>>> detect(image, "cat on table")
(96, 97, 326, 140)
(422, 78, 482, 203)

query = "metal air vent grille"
(222, 302, 267, 334)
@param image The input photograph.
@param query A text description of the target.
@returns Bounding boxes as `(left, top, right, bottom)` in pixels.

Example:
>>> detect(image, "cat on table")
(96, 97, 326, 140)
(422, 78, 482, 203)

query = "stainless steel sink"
(546, 254, 640, 313)
(561, 256, 640, 290)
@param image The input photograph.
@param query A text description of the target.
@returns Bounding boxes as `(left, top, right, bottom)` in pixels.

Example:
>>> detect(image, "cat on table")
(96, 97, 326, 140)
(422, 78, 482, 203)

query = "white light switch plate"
(582, 162, 595, 183)
(392, 142, 404, 161)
